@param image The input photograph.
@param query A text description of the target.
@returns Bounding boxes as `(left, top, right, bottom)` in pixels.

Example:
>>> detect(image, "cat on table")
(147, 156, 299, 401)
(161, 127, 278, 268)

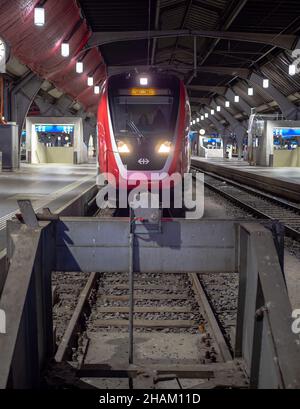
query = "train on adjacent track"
(97, 71, 191, 193)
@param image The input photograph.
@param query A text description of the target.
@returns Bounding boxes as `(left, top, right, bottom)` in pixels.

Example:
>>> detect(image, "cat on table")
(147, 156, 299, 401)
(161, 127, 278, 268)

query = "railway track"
(49, 192, 247, 389)
(192, 166, 300, 242)
(51, 270, 246, 389)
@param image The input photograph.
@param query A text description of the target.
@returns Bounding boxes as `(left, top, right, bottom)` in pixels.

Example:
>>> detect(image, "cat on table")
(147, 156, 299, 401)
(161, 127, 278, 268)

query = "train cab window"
(111, 94, 175, 139)
(108, 74, 180, 144)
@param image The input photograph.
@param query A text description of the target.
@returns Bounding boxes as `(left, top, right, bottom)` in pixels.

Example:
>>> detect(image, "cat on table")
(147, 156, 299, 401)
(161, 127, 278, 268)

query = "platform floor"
(0, 163, 96, 251)
(191, 157, 300, 202)
(192, 157, 300, 185)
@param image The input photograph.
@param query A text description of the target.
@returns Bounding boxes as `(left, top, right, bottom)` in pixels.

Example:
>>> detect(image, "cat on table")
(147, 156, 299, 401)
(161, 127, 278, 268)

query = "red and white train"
(97, 72, 191, 192)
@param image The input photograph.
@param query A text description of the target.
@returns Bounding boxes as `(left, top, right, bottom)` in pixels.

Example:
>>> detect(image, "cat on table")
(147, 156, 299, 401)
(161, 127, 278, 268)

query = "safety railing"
(235, 223, 300, 388)
(0, 215, 300, 388)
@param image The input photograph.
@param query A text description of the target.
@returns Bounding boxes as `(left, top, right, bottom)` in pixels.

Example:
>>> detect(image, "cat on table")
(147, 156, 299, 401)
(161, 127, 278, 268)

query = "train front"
(97, 72, 190, 192)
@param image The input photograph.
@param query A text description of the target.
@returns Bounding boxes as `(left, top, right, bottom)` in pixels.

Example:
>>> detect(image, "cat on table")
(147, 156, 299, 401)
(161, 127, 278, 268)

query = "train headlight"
(117, 141, 130, 153)
(158, 141, 171, 154)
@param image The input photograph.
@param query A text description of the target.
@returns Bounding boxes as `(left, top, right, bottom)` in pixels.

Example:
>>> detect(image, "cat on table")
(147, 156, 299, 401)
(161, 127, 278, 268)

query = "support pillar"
(11, 73, 43, 145)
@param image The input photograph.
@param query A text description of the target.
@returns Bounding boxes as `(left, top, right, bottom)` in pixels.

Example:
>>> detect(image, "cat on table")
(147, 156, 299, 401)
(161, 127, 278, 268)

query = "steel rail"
(192, 166, 300, 242)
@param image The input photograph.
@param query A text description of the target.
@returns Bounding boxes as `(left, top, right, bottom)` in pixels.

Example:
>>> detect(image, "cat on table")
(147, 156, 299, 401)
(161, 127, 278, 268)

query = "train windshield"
(110, 92, 178, 140)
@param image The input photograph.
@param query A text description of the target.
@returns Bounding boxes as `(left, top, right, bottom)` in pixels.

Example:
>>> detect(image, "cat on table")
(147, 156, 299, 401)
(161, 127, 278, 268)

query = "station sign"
(273, 128, 300, 139)
(35, 125, 74, 134)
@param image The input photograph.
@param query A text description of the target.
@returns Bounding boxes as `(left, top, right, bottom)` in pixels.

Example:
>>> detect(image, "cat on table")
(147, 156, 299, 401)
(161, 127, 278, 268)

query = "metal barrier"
(235, 223, 300, 389)
(0, 184, 98, 296)
(0, 214, 300, 388)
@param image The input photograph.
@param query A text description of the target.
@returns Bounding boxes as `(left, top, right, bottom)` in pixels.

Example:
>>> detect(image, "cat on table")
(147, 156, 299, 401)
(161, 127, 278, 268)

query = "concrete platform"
(191, 157, 300, 202)
(0, 163, 96, 251)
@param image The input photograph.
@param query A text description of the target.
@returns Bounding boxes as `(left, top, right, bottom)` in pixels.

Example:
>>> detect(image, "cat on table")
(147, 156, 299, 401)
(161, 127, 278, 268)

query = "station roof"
(79, 0, 300, 122)
(1, 0, 300, 126)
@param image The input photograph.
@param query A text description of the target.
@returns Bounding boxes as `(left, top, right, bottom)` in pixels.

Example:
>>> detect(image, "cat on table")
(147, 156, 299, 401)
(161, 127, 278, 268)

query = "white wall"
(26, 116, 86, 164)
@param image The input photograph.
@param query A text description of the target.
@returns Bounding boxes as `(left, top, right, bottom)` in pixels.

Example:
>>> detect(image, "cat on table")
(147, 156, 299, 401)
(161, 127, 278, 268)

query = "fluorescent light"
(263, 79, 269, 88)
(190, 121, 193, 126)
(225, 101, 230, 107)
(196, 117, 200, 122)
(201, 115, 204, 120)
(289, 64, 296, 75)
(94, 85, 100, 94)
(234, 95, 240, 103)
(139, 77, 148, 86)
(248, 87, 254, 96)
(216, 106, 221, 112)
(211, 109, 215, 115)
(87, 77, 94, 86)
(34, 7, 45, 26)
(61, 42, 70, 57)
(205, 113, 208, 118)
(76, 62, 83, 73)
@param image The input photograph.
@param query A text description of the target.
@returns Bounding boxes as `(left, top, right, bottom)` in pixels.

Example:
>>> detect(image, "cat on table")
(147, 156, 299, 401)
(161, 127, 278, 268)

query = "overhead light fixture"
(94, 85, 100, 94)
(139, 76, 148, 86)
(216, 106, 221, 112)
(248, 87, 254, 96)
(34, 7, 45, 26)
(263, 79, 269, 88)
(196, 117, 200, 122)
(190, 121, 193, 126)
(205, 113, 208, 118)
(234, 95, 240, 103)
(76, 61, 83, 73)
(225, 101, 230, 107)
(289, 64, 296, 75)
(87, 77, 94, 86)
(61, 42, 70, 57)
(201, 115, 204, 120)
(211, 109, 215, 115)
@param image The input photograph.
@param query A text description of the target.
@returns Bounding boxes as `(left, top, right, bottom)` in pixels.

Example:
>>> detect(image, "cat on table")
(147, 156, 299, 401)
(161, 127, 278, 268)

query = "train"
(97, 71, 191, 195)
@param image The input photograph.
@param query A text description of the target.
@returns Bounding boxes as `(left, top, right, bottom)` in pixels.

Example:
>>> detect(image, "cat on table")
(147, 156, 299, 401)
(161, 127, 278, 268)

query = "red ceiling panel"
(0, 0, 106, 113)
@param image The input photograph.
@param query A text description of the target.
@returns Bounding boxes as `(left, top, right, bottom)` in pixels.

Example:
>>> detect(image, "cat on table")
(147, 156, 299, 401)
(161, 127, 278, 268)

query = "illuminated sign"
(35, 125, 74, 134)
(273, 128, 300, 139)
(131, 88, 156, 96)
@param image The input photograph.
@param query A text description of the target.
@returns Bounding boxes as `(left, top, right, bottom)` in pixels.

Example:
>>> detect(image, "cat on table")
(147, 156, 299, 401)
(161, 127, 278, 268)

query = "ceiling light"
(76, 62, 83, 73)
(289, 64, 296, 75)
(263, 79, 269, 88)
(211, 109, 215, 115)
(248, 87, 254, 96)
(204, 113, 208, 118)
(196, 117, 200, 122)
(87, 77, 94, 86)
(34, 7, 45, 26)
(94, 85, 100, 94)
(225, 101, 230, 107)
(216, 106, 221, 112)
(234, 95, 239, 103)
(139, 77, 148, 86)
(201, 115, 204, 120)
(61, 42, 70, 57)
(192, 120, 196, 124)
